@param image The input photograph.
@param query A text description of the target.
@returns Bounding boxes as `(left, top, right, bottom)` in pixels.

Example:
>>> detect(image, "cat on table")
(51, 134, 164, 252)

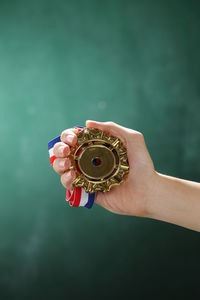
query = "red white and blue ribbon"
(48, 127, 95, 209)
(66, 187, 95, 209)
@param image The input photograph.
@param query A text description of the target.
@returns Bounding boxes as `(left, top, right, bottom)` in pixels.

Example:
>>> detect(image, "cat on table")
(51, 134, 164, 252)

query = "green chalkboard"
(0, 0, 200, 299)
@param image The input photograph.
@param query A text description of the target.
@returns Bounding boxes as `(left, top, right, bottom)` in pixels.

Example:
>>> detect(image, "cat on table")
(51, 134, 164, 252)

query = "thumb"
(85, 120, 132, 146)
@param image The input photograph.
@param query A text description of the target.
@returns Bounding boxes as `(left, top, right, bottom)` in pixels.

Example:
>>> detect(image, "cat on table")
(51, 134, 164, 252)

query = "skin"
(53, 121, 200, 232)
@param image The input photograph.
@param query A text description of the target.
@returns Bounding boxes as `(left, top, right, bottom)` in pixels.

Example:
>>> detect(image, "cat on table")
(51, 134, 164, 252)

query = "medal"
(48, 127, 129, 209)
(69, 128, 129, 193)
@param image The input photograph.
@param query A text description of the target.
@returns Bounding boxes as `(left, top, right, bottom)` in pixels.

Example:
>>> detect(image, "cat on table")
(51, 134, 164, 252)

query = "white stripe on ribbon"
(49, 148, 54, 157)
(79, 189, 89, 207)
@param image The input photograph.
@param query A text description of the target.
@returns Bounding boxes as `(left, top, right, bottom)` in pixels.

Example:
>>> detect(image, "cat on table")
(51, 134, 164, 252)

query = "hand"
(52, 121, 157, 217)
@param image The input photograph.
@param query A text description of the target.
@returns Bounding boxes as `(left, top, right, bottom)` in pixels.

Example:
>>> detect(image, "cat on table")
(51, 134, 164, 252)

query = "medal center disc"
(78, 145, 116, 180)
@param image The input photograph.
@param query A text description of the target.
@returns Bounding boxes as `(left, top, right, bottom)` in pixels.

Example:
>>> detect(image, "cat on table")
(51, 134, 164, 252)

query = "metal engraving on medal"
(68, 128, 129, 193)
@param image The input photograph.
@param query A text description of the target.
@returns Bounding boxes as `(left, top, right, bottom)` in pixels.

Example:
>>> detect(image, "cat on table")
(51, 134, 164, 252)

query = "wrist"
(145, 171, 167, 219)
(129, 170, 160, 218)
(141, 171, 161, 218)
(145, 172, 181, 222)
(145, 172, 200, 231)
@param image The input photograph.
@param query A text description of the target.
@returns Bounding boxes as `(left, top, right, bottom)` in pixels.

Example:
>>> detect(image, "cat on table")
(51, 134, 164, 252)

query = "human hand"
(52, 121, 157, 217)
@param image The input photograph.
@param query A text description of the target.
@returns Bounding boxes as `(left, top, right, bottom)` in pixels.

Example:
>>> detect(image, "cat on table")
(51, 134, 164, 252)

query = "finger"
(53, 142, 70, 158)
(61, 128, 78, 146)
(86, 120, 142, 147)
(85, 120, 129, 146)
(53, 158, 71, 175)
(61, 170, 76, 189)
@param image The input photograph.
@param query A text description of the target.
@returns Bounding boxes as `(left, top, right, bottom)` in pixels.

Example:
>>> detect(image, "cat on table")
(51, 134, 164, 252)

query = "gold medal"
(69, 128, 129, 193)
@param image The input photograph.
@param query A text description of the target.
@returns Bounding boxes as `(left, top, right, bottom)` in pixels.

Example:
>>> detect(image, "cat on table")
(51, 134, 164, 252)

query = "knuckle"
(61, 172, 72, 188)
(53, 143, 58, 154)
(105, 121, 115, 126)
(60, 174, 66, 188)
(61, 129, 68, 139)
(53, 142, 61, 155)
(61, 129, 77, 144)
(61, 128, 75, 137)
(52, 159, 58, 171)
(137, 132, 144, 139)
(53, 158, 65, 174)
(54, 143, 69, 157)
(130, 130, 143, 138)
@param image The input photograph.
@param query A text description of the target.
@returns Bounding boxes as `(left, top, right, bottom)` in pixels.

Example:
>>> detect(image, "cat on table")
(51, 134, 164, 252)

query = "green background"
(0, 0, 200, 299)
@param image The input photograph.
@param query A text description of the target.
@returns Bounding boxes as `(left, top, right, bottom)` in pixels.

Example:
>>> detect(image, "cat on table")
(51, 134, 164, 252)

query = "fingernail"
(66, 135, 74, 144)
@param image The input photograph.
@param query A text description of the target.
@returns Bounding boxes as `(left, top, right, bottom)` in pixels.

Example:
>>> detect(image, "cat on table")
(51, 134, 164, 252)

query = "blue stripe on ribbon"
(48, 136, 61, 150)
(74, 125, 84, 129)
(85, 193, 95, 209)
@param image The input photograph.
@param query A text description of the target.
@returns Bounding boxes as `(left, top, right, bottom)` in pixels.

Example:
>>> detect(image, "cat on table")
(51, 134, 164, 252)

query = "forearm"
(147, 172, 200, 231)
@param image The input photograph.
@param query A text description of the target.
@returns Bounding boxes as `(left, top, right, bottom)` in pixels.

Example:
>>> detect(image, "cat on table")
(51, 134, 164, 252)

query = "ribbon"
(48, 126, 95, 209)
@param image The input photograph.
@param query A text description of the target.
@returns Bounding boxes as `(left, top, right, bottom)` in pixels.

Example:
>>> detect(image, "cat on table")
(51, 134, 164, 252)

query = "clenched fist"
(52, 120, 156, 217)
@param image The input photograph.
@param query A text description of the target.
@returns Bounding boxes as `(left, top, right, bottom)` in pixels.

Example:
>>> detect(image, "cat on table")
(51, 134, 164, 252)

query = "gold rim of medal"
(68, 128, 129, 193)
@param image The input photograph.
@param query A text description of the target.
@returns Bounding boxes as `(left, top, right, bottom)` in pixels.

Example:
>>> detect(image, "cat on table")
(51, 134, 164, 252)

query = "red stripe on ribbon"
(50, 155, 57, 166)
(75, 127, 83, 132)
(66, 189, 72, 202)
(71, 187, 82, 207)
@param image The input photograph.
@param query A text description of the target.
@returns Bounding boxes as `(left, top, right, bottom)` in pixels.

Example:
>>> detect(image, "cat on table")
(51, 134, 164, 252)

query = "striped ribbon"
(48, 127, 95, 209)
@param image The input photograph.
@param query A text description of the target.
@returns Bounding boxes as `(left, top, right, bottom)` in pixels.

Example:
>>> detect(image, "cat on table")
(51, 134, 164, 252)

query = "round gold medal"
(69, 128, 129, 193)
